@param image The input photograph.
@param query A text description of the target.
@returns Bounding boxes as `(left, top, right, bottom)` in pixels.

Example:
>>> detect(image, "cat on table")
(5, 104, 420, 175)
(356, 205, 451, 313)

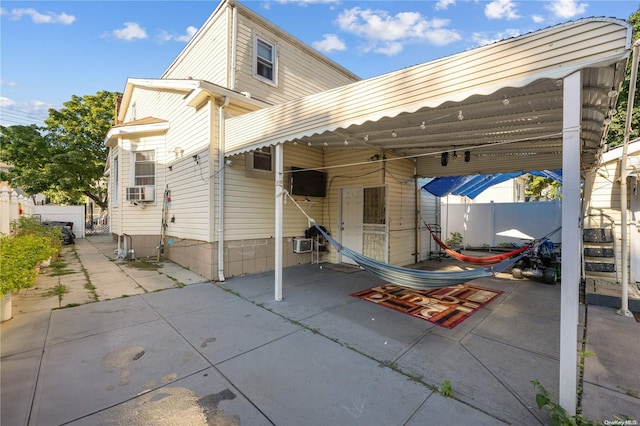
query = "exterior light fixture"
(458, 111, 464, 120)
(344, 139, 349, 146)
(464, 151, 471, 162)
(391, 130, 397, 138)
(441, 152, 449, 166)
(323, 142, 328, 147)
(364, 135, 369, 142)
(307, 142, 312, 147)
(502, 96, 510, 105)
(420, 121, 426, 129)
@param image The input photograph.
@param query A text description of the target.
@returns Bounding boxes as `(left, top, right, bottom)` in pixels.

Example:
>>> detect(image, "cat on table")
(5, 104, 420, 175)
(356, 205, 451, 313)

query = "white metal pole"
(275, 143, 283, 301)
(559, 71, 581, 415)
(618, 40, 640, 318)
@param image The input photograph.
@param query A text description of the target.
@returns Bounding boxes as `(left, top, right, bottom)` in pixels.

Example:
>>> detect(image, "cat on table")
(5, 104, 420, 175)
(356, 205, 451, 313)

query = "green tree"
(526, 175, 562, 201)
(0, 124, 53, 195)
(606, 6, 640, 148)
(0, 91, 120, 209)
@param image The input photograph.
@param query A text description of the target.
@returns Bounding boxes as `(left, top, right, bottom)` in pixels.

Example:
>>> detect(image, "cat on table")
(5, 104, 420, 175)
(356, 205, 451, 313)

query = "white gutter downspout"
(618, 39, 640, 318)
(217, 96, 230, 282)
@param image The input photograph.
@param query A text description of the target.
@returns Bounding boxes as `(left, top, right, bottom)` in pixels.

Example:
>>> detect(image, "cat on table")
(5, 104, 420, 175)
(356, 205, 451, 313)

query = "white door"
(340, 187, 363, 264)
(631, 181, 640, 284)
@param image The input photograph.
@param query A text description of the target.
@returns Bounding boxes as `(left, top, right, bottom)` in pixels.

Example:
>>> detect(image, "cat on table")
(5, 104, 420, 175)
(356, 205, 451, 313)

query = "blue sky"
(1, 0, 638, 127)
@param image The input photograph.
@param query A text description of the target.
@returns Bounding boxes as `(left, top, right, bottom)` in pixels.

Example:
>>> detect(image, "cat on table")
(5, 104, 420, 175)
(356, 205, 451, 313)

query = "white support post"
(559, 71, 581, 415)
(275, 143, 283, 301)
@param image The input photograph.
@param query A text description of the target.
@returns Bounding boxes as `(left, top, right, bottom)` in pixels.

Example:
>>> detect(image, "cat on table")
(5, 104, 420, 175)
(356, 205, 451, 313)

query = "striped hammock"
(313, 225, 526, 290)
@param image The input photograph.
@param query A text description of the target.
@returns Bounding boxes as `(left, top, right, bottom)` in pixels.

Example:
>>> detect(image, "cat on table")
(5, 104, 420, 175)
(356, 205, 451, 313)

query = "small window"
(134, 150, 155, 186)
(245, 147, 274, 178)
(253, 147, 272, 171)
(364, 186, 386, 225)
(254, 36, 276, 84)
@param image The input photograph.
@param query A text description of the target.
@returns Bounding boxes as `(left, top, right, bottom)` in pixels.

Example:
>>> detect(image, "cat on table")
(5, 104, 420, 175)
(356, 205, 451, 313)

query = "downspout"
(217, 96, 230, 282)
(617, 39, 640, 318)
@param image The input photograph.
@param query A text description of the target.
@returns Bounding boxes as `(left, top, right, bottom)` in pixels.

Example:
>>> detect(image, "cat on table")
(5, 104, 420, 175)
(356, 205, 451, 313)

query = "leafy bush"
(1, 218, 59, 295)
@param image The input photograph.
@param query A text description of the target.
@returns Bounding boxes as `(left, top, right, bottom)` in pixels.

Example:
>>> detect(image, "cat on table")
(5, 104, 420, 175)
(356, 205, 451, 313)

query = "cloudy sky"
(1, 0, 638, 126)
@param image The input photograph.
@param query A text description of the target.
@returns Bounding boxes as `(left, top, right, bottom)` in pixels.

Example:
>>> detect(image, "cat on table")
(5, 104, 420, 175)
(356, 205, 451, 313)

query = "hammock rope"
(284, 191, 547, 290)
(423, 222, 532, 265)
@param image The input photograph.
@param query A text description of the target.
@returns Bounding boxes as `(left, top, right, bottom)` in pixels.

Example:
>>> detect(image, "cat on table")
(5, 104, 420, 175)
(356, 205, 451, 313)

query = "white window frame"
(245, 146, 275, 179)
(133, 149, 156, 186)
(253, 34, 277, 86)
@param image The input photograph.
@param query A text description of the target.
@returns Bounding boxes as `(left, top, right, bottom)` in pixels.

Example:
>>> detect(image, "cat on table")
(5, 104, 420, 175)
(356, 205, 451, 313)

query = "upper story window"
(134, 150, 155, 186)
(254, 35, 277, 85)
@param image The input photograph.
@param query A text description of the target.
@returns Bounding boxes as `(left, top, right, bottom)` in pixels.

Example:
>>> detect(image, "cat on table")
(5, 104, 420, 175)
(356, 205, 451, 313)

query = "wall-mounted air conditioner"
(293, 238, 312, 253)
(126, 185, 155, 202)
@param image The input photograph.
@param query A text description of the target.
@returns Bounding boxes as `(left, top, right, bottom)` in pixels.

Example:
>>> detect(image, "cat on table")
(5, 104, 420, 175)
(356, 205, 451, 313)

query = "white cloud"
(175, 26, 198, 42)
(0, 97, 17, 108)
(3, 7, 75, 24)
(546, 0, 587, 19)
(111, 22, 148, 41)
(1, 80, 17, 87)
(472, 29, 521, 46)
(435, 0, 456, 11)
(336, 7, 461, 56)
(312, 34, 346, 52)
(374, 42, 403, 56)
(485, 0, 520, 20)
(159, 26, 198, 43)
(532, 14, 545, 24)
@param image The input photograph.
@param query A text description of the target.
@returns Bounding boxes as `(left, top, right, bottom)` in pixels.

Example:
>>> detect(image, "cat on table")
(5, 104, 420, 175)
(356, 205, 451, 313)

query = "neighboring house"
(105, 0, 631, 292)
(585, 139, 640, 286)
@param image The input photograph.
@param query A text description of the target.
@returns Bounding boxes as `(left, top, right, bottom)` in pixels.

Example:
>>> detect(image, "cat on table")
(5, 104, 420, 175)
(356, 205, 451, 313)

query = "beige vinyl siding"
(162, 6, 229, 86)
(165, 150, 212, 241)
(119, 136, 164, 235)
(109, 147, 122, 236)
(233, 10, 358, 105)
(385, 155, 418, 266)
(224, 144, 325, 241)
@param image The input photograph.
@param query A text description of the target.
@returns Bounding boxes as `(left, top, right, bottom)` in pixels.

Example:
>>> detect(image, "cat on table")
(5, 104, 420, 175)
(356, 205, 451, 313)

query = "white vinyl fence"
(0, 186, 36, 235)
(439, 200, 562, 247)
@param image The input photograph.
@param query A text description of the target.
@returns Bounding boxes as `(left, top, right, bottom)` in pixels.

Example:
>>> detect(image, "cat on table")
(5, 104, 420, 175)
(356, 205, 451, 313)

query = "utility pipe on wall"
(217, 96, 230, 282)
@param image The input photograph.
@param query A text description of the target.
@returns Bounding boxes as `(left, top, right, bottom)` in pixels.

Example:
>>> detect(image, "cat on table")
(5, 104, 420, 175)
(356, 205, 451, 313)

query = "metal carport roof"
(224, 18, 631, 179)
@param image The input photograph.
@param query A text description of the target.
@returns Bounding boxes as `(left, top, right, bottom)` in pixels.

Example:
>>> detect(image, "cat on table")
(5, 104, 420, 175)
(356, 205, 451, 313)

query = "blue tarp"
(422, 170, 562, 199)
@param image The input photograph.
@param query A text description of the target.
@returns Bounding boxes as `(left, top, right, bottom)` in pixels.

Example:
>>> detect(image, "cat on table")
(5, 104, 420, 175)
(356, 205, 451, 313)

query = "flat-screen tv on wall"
(290, 167, 326, 197)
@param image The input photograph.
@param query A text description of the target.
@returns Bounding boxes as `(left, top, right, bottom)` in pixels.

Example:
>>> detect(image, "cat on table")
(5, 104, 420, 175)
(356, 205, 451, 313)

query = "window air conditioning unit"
(126, 185, 155, 202)
(293, 238, 312, 253)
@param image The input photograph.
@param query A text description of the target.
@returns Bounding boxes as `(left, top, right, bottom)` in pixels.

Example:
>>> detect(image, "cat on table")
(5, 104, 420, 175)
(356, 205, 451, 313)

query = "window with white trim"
(254, 36, 276, 84)
(134, 150, 155, 186)
(245, 146, 274, 178)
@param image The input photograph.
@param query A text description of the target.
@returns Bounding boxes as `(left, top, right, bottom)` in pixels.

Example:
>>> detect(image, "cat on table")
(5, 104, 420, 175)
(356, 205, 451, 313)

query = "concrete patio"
(1, 235, 638, 425)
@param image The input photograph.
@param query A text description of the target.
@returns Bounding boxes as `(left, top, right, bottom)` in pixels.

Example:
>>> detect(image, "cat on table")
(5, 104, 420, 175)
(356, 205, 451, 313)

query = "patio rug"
(351, 283, 502, 329)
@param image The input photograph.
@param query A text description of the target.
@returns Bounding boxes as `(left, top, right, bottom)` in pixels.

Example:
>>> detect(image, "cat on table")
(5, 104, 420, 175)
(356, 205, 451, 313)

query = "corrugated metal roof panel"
(224, 18, 632, 177)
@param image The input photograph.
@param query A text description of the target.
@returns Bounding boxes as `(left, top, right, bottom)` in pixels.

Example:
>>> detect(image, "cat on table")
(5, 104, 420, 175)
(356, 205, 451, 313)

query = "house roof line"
(117, 78, 271, 124)
(223, 17, 632, 161)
